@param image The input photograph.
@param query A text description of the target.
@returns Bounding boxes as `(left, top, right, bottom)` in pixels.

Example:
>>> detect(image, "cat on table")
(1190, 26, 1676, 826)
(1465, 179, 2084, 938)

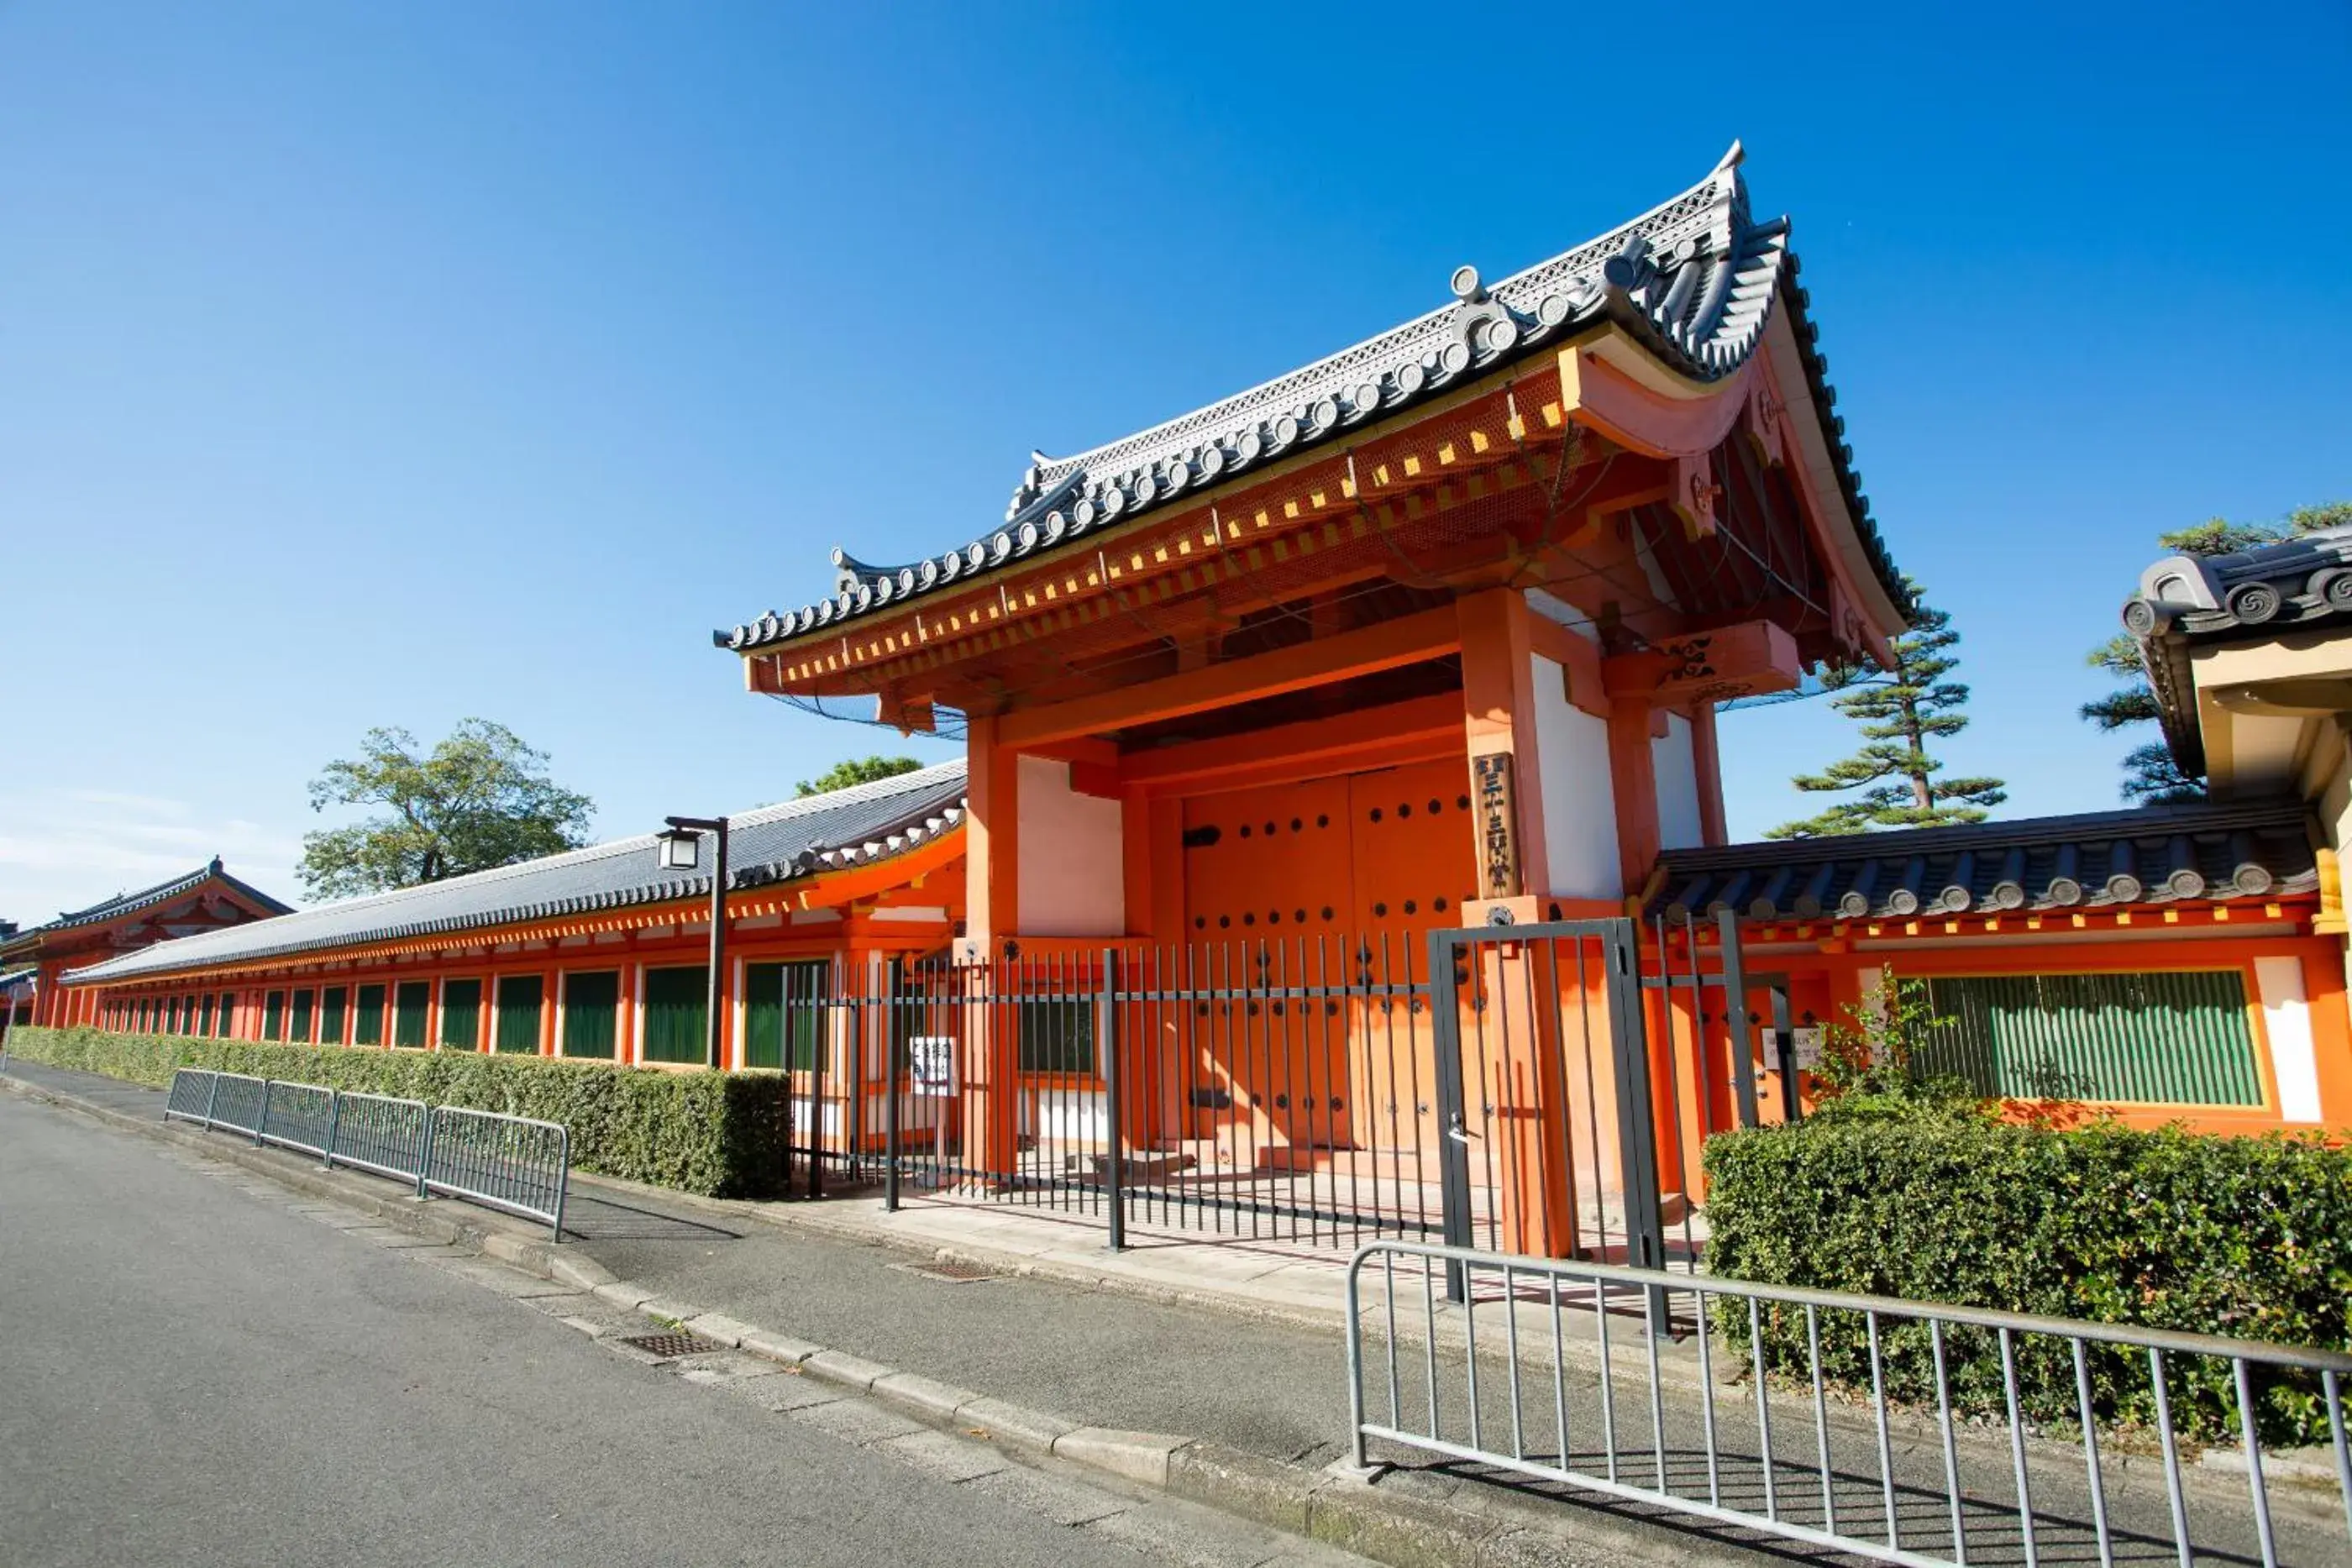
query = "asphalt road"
(0, 1096, 1346, 1568)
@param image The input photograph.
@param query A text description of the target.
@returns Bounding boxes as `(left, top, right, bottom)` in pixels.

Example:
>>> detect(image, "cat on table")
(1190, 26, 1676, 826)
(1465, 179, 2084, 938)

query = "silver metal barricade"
(257, 1079, 336, 1160)
(163, 1067, 220, 1126)
(155, 1071, 569, 1244)
(420, 1105, 569, 1239)
(324, 1090, 431, 1184)
(206, 1072, 268, 1140)
(1346, 1239, 2352, 1568)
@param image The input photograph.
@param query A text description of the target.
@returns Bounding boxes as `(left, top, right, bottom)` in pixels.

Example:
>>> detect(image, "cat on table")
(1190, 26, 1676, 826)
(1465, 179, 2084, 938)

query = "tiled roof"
(65, 762, 969, 985)
(718, 144, 1903, 656)
(2126, 522, 2352, 774)
(1650, 799, 2318, 923)
(4, 858, 293, 947)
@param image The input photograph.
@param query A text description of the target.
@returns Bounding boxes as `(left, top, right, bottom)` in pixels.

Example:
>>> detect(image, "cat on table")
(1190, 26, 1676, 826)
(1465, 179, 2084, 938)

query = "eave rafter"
(749, 375, 1575, 700)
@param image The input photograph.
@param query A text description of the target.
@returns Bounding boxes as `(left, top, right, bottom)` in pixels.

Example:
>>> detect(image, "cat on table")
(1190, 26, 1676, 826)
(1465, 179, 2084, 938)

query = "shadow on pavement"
(557, 1193, 743, 1244)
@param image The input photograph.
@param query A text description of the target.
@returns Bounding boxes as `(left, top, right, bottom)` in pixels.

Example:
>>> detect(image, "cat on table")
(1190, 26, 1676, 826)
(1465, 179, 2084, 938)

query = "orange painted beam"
(995, 605, 1460, 750)
(1524, 615, 1607, 718)
(1116, 694, 1460, 792)
(1028, 737, 1119, 767)
(1556, 342, 1754, 463)
(1603, 619, 1801, 707)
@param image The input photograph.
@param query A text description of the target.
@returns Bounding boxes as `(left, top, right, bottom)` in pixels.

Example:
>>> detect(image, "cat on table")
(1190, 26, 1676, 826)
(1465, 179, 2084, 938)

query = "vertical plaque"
(1472, 753, 1520, 899)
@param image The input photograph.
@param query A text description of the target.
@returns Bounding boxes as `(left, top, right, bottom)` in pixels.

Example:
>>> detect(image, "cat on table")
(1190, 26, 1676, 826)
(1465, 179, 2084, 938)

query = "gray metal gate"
(1424, 910, 1761, 1284)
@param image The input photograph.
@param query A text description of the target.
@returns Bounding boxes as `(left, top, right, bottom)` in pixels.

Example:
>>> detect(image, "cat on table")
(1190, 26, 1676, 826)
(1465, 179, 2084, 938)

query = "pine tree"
(1766, 590, 2006, 838)
(2084, 501, 2352, 804)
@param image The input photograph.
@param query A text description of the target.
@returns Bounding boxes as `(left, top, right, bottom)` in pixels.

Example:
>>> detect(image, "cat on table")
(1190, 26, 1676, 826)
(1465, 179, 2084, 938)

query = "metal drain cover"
(618, 1329, 727, 1359)
(895, 1258, 998, 1283)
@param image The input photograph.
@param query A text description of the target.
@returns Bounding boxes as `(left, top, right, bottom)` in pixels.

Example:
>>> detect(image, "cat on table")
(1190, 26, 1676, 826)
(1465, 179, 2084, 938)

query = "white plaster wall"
(1529, 653, 1620, 899)
(2253, 955, 2324, 1123)
(1016, 755, 1126, 936)
(1653, 713, 1705, 852)
(1525, 588, 1599, 640)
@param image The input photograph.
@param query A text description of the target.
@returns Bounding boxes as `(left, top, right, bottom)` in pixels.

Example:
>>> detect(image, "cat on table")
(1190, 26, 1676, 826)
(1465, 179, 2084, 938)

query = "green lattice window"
(439, 978, 482, 1051)
(291, 989, 314, 1044)
(321, 986, 347, 1045)
(562, 971, 619, 1059)
(495, 975, 543, 1054)
(263, 990, 286, 1041)
(354, 983, 386, 1046)
(641, 965, 708, 1066)
(1918, 970, 2263, 1106)
(743, 960, 831, 1071)
(392, 981, 431, 1048)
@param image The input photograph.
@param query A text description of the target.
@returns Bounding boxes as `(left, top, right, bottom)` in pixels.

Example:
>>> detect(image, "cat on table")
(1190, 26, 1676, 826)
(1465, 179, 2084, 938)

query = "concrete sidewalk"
(7, 1057, 2339, 1568)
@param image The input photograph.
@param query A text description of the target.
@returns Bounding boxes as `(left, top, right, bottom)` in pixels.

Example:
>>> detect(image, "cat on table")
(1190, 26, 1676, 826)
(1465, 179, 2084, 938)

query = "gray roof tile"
(3, 858, 292, 950)
(2127, 522, 2352, 775)
(718, 144, 1906, 658)
(67, 762, 969, 985)
(1650, 799, 2317, 922)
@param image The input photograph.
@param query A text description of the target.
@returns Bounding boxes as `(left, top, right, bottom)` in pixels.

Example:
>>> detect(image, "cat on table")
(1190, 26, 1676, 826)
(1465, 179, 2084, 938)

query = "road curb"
(0, 1068, 1704, 1565)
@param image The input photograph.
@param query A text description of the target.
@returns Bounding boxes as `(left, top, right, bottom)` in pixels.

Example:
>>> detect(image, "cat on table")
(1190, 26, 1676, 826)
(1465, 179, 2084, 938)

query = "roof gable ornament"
(717, 143, 1902, 657)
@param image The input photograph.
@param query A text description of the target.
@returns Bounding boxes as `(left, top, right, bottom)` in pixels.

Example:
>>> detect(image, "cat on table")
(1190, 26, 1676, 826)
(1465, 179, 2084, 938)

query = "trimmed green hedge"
(1703, 1116, 2352, 1445)
(8, 1025, 793, 1200)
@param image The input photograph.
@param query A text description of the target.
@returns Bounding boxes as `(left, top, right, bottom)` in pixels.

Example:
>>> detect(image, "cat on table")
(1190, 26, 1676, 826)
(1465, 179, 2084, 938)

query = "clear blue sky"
(4, 2, 2349, 921)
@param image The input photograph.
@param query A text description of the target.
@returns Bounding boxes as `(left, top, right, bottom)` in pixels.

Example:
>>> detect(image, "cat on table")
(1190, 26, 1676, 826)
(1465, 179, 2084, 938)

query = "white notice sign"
(1761, 1026, 1826, 1071)
(908, 1036, 957, 1098)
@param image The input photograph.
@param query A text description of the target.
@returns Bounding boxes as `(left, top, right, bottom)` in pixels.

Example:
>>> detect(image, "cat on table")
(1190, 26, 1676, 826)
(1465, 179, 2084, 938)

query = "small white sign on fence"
(908, 1036, 957, 1098)
(1758, 1026, 1828, 1072)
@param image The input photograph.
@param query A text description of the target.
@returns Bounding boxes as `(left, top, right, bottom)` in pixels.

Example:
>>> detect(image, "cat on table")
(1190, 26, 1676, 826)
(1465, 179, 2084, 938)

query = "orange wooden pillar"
(1120, 788, 1185, 1151)
(617, 962, 639, 1067)
(1603, 695, 1662, 901)
(539, 968, 559, 1057)
(1688, 703, 1729, 847)
(2297, 943, 2352, 1129)
(714, 929, 739, 1073)
(1456, 590, 1578, 1258)
(962, 714, 1023, 1185)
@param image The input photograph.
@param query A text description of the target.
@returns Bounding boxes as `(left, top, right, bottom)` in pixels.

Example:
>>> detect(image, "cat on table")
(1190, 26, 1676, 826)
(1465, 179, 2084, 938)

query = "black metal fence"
(769, 938, 1437, 1249)
(767, 915, 1767, 1263)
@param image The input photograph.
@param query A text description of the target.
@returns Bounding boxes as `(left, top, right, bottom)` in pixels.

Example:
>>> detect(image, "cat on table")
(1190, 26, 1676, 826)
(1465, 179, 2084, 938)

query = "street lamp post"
(655, 815, 730, 1070)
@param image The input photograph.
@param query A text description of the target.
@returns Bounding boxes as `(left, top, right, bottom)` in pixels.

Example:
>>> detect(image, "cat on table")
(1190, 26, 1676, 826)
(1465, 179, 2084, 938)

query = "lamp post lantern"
(656, 815, 729, 1070)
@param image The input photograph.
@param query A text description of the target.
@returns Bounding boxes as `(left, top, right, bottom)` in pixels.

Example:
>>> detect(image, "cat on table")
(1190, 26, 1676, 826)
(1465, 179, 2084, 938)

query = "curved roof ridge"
(1027, 149, 1751, 485)
(717, 146, 1885, 658)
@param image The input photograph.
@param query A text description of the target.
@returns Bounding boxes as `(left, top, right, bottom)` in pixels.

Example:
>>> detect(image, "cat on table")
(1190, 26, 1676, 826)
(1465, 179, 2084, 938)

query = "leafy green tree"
(1767, 588, 2006, 837)
(795, 755, 924, 798)
(2085, 500, 2352, 804)
(299, 720, 594, 899)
